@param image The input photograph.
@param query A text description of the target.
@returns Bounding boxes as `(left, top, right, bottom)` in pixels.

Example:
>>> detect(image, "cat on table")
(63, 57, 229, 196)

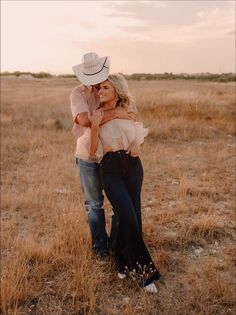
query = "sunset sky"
(1, 0, 235, 74)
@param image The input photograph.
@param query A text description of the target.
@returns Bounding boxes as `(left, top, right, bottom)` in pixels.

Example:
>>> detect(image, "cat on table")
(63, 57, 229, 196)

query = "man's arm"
(70, 87, 90, 126)
(75, 107, 136, 127)
(75, 112, 91, 127)
(101, 107, 136, 125)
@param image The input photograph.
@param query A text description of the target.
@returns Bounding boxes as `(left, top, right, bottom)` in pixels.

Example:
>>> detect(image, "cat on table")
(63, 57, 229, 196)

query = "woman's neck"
(101, 100, 116, 111)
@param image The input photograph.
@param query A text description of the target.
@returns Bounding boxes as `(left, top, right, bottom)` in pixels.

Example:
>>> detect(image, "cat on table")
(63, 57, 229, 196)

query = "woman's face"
(99, 80, 116, 104)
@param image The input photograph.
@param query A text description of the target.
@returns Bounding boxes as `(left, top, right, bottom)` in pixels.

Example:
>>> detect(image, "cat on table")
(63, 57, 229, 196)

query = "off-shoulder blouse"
(75, 119, 148, 162)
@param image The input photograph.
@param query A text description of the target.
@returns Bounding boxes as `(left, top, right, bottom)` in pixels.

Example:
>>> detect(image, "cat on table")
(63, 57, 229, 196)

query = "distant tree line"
(0, 71, 53, 78)
(124, 72, 236, 82)
(1, 71, 235, 82)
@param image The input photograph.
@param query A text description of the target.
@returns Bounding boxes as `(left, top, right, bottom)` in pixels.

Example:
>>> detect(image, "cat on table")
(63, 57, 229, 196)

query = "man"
(70, 52, 136, 260)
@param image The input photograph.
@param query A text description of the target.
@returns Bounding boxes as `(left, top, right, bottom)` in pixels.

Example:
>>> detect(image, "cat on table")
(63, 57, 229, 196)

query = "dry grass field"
(1, 77, 235, 315)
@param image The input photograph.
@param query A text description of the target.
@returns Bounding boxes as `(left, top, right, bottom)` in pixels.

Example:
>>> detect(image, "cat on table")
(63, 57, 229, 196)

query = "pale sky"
(1, 0, 235, 74)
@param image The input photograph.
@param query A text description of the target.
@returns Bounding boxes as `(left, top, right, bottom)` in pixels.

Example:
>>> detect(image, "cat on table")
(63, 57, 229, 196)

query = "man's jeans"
(76, 158, 117, 256)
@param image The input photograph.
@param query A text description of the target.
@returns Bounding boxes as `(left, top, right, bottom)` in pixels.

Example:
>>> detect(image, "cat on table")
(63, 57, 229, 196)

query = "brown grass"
(1, 77, 235, 314)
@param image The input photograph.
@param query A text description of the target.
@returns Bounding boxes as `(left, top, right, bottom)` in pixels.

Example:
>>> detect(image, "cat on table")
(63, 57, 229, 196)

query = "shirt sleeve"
(135, 122, 149, 146)
(70, 87, 89, 120)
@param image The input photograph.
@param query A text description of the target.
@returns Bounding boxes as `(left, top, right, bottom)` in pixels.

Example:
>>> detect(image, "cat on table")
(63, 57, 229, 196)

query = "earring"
(115, 95, 119, 102)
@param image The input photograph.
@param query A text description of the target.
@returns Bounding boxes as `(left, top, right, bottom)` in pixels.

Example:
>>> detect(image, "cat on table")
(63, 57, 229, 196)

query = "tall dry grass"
(1, 77, 235, 315)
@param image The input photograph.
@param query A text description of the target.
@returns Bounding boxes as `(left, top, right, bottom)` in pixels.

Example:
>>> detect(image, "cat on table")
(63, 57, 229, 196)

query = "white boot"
(117, 272, 127, 279)
(144, 282, 157, 293)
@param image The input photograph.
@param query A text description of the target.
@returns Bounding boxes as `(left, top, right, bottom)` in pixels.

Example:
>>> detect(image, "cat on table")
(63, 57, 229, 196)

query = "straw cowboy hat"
(72, 52, 110, 85)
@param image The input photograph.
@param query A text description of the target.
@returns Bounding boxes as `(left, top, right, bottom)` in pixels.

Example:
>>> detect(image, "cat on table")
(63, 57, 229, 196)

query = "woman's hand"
(126, 141, 139, 157)
(88, 110, 103, 157)
(88, 109, 104, 127)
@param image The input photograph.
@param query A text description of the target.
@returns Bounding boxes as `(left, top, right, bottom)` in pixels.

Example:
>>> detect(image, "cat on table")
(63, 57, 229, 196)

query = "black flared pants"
(99, 150, 161, 286)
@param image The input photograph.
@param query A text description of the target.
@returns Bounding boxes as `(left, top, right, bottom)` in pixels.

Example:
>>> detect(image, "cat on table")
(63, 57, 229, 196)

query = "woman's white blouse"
(75, 119, 148, 162)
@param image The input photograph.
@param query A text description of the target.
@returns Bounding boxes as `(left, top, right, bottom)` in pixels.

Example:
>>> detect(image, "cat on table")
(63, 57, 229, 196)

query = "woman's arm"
(88, 110, 104, 156)
(126, 122, 148, 157)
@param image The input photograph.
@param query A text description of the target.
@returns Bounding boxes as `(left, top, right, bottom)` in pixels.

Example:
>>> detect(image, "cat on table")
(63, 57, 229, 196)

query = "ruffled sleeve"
(134, 122, 149, 146)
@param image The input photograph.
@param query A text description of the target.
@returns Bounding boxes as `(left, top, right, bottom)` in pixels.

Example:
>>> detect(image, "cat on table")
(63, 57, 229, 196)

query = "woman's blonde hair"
(107, 73, 134, 110)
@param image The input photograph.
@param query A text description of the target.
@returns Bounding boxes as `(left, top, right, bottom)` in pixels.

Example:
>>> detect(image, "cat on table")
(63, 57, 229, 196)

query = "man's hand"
(115, 107, 136, 121)
(88, 109, 104, 127)
(75, 112, 91, 127)
(100, 107, 136, 125)
(126, 141, 139, 157)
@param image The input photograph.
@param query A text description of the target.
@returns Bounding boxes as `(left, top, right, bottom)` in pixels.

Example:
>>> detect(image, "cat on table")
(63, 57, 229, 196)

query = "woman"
(88, 74, 161, 293)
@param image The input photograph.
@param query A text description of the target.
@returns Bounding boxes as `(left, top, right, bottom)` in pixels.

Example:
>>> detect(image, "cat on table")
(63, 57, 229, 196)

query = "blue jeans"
(99, 151, 161, 286)
(76, 158, 117, 256)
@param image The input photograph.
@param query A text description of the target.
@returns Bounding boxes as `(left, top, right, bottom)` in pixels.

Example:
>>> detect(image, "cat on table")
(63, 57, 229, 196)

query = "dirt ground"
(1, 77, 235, 315)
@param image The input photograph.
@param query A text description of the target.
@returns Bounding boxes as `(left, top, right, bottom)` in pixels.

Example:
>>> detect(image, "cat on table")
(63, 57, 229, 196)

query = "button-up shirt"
(70, 84, 100, 139)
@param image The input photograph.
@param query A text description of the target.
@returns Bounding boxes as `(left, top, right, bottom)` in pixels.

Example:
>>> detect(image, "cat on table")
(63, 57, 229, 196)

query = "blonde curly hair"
(107, 74, 134, 110)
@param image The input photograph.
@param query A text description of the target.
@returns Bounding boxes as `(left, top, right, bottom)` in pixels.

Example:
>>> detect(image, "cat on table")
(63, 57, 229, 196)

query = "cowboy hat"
(72, 52, 110, 85)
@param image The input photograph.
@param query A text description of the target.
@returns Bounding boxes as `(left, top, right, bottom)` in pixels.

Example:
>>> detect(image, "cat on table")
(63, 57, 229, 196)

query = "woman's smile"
(99, 80, 116, 105)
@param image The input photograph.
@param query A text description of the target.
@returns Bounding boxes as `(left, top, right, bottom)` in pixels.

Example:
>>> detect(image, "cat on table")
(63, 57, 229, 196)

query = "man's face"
(92, 83, 101, 91)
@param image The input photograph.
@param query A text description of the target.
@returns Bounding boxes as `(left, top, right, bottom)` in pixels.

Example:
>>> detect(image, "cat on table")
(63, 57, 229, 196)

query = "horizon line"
(1, 70, 236, 76)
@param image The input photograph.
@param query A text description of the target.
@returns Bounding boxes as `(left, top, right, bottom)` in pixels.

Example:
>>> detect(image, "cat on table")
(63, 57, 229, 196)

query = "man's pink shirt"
(70, 84, 100, 139)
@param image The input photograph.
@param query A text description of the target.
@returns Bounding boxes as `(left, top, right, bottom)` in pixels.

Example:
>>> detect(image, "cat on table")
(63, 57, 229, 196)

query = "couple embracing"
(70, 52, 161, 293)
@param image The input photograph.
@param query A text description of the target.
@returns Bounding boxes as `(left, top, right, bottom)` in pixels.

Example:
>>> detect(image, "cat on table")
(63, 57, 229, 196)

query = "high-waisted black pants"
(99, 150, 161, 286)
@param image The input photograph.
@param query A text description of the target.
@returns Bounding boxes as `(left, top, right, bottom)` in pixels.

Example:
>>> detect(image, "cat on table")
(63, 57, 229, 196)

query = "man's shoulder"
(71, 84, 86, 96)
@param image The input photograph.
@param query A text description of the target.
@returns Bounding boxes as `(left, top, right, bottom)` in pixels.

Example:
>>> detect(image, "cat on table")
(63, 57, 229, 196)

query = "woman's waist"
(103, 144, 126, 155)
(101, 150, 141, 166)
(101, 136, 133, 153)
(104, 149, 127, 156)
(99, 150, 142, 177)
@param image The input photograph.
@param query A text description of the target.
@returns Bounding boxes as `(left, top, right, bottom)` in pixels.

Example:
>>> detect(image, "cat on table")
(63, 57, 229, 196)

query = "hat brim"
(72, 57, 110, 85)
